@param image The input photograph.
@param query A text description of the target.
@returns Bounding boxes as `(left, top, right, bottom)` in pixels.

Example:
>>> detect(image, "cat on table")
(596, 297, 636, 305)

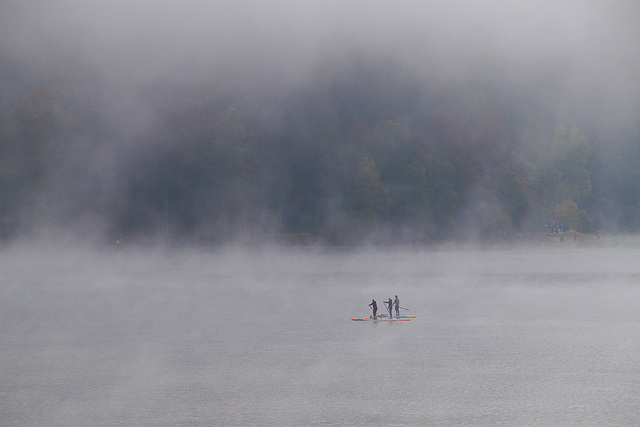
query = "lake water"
(2, 240, 640, 425)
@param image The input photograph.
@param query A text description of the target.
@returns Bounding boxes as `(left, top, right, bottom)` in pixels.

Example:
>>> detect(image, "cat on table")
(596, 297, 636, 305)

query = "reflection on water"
(2, 242, 640, 425)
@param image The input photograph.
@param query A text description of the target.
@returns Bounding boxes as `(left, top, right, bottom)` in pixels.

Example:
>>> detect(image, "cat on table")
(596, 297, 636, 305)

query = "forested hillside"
(1, 53, 638, 246)
(1, 2, 639, 245)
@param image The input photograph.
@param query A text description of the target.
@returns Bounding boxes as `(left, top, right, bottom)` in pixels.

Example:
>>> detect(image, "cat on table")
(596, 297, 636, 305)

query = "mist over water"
(2, 1, 640, 424)
(2, 240, 640, 425)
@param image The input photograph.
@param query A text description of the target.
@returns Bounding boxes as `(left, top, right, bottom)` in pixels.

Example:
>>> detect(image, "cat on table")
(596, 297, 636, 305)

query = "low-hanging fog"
(1, 0, 639, 245)
(4, 4, 640, 424)
(3, 242, 640, 424)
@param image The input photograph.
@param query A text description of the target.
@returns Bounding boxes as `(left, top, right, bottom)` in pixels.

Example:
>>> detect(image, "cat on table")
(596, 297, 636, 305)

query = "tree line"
(1, 57, 639, 245)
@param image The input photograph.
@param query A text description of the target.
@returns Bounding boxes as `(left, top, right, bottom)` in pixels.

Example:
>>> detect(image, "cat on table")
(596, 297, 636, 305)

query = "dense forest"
(1, 51, 639, 246)
(1, 2, 639, 246)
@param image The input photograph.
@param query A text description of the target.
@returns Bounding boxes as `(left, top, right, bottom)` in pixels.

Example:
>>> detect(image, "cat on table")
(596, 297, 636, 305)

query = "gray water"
(2, 240, 640, 425)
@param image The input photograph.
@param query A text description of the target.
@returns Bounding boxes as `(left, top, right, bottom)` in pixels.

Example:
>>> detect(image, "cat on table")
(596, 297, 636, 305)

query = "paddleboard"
(371, 314, 416, 319)
(351, 317, 411, 321)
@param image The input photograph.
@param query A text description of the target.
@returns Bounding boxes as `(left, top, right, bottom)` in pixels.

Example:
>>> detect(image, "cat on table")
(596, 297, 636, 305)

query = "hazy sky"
(2, 1, 636, 136)
(3, 1, 638, 92)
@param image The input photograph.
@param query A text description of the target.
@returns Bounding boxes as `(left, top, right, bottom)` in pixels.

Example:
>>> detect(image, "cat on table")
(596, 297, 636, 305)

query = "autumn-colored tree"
(349, 157, 391, 227)
(553, 127, 592, 202)
(555, 200, 578, 230)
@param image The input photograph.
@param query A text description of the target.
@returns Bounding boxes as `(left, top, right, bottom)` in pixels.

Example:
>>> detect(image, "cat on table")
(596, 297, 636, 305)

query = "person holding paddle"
(384, 297, 393, 318)
(394, 295, 400, 317)
(368, 299, 378, 319)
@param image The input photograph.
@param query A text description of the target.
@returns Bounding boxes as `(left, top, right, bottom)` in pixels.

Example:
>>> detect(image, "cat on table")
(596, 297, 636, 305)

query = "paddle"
(399, 306, 409, 311)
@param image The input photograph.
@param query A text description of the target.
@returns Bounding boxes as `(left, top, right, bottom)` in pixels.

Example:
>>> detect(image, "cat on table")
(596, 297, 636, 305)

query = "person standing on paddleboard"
(369, 299, 378, 319)
(384, 297, 393, 318)
(394, 295, 400, 317)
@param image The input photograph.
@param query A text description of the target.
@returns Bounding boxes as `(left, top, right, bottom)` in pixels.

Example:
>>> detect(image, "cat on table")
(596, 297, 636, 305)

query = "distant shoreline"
(540, 231, 600, 243)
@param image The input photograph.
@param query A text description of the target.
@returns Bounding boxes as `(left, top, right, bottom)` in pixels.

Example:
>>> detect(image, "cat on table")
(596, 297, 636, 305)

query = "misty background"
(1, 1, 639, 245)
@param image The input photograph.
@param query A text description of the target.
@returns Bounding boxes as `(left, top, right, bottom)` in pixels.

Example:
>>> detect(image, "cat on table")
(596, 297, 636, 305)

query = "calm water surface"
(2, 241, 640, 425)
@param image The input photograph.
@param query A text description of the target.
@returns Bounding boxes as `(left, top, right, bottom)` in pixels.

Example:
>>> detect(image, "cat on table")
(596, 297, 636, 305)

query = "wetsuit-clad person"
(384, 298, 393, 318)
(368, 299, 378, 319)
(394, 295, 400, 317)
